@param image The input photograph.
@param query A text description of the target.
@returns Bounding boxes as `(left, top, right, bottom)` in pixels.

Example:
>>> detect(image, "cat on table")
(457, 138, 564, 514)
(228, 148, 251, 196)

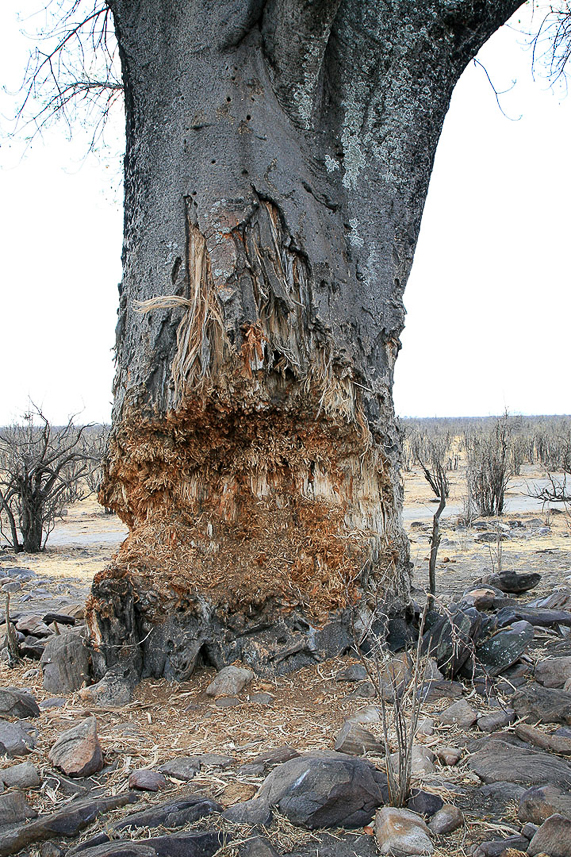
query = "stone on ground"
(158, 757, 201, 780)
(222, 796, 273, 825)
(40, 632, 90, 694)
(48, 716, 103, 777)
(128, 770, 167, 791)
(79, 667, 134, 707)
(0, 720, 36, 756)
(0, 790, 38, 826)
(468, 738, 571, 788)
(518, 784, 571, 824)
(374, 806, 433, 856)
(257, 750, 387, 829)
(477, 709, 515, 733)
(512, 683, 571, 724)
(0, 687, 40, 719)
(428, 804, 464, 834)
(527, 813, 571, 857)
(487, 571, 541, 593)
(536, 656, 571, 689)
(0, 761, 41, 789)
(334, 720, 384, 756)
(469, 621, 534, 678)
(439, 698, 478, 728)
(205, 665, 253, 697)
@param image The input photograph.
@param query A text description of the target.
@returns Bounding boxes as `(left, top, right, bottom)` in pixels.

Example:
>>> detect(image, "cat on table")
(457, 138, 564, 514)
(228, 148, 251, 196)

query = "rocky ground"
(1, 471, 571, 857)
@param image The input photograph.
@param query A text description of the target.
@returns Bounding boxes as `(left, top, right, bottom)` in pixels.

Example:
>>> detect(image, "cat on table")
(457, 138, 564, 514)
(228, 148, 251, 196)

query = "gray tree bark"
(88, 0, 522, 681)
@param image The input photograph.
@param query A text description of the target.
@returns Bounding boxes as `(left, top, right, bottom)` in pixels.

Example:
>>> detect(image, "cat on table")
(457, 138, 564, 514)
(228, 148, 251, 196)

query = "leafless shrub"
(0, 405, 103, 552)
(465, 413, 516, 517)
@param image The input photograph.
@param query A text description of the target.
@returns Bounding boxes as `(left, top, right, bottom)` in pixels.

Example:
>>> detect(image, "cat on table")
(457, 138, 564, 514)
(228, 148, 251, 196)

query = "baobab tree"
(63, 0, 526, 682)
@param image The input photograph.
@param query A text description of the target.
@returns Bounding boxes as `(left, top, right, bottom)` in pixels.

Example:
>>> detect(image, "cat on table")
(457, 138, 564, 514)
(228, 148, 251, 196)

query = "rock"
(39, 697, 67, 710)
(128, 770, 167, 791)
(41, 632, 90, 694)
(418, 680, 464, 702)
(469, 835, 530, 857)
(436, 746, 462, 766)
(198, 753, 235, 768)
(215, 696, 241, 708)
(406, 789, 443, 817)
(536, 656, 571, 689)
(49, 717, 103, 777)
(468, 739, 571, 788)
(467, 621, 534, 678)
(346, 706, 380, 725)
(334, 720, 384, 756)
(496, 606, 571, 629)
(515, 723, 571, 754)
(422, 607, 482, 677)
(520, 821, 538, 839)
(527, 814, 571, 857)
(79, 667, 134, 707)
(512, 683, 571, 725)
(439, 699, 478, 728)
(335, 663, 368, 682)
(424, 660, 444, 681)
(409, 745, 435, 775)
(43, 612, 76, 627)
(417, 718, 434, 737)
(158, 757, 200, 781)
(0, 791, 38, 826)
(0, 720, 36, 756)
(518, 784, 571, 823)
(478, 781, 527, 807)
(462, 588, 502, 611)
(374, 807, 433, 856)
(75, 794, 223, 851)
(16, 615, 52, 637)
(477, 709, 515, 733)
(237, 836, 280, 857)
(248, 692, 273, 705)
(0, 761, 41, 789)
(223, 797, 273, 826)
(257, 750, 387, 828)
(487, 572, 541, 593)
(238, 745, 300, 776)
(20, 636, 46, 659)
(205, 665, 253, 697)
(0, 793, 136, 857)
(0, 687, 40, 719)
(40, 844, 64, 857)
(69, 833, 223, 857)
(428, 804, 464, 834)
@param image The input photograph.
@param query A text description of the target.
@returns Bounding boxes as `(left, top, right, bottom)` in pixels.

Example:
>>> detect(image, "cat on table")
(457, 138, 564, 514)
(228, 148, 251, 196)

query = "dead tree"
(0, 407, 95, 552)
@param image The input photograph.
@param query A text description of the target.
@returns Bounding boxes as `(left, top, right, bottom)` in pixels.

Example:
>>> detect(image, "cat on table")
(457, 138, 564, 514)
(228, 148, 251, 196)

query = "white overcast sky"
(0, 2, 570, 425)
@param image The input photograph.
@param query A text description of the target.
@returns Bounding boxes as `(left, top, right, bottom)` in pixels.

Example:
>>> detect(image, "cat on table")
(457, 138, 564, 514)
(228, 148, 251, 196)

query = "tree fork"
(88, 0, 522, 681)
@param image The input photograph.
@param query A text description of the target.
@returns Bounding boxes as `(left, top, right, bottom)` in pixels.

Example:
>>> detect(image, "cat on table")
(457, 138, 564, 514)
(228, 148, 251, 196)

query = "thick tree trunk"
(89, 0, 522, 681)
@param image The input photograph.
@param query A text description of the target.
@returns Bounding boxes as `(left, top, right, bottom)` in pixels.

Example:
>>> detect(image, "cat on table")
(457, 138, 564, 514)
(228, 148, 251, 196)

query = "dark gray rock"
(72, 794, 223, 852)
(257, 750, 387, 829)
(439, 699, 478, 728)
(0, 793, 137, 857)
(39, 697, 67, 711)
(238, 745, 300, 776)
(68, 845, 156, 857)
(0, 720, 36, 756)
(248, 692, 274, 705)
(70, 833, 222, 857)
(334, 720, 384, 756)
(512, 683, 571, 724)
(80, 666, 135, 707)
(48, 717, 103, 777)
(335, 664, 368, 682)
(477, 708, 515, 733)
(237, 836, 280, 857)
(42, 613, 76, 627)
(487, 571, 541, 593)
(406, 789, 443, 817)
(527, 813, 571, 857)
(465, 620, 534, 679)
(477, 781, 527, 811)
(417, 680, 464, 702)
(518, 784, 571, 824)
(223, 797, 273, 826)
(158, 757, 200, 780)
(470, 835, 529, 857)
(215, 696, 241, 708)
(16, 615, 52, 637)
(0, 687, 40, 719)
(198, 753, 235, 768)
(0, 761, 41, 789)
(496, 606, 571, 628)
(0, 791, 37, 826)
(421, 607, 482, 677)
(40, 632, 90, 694)
(468, 738, 571, 788)
(536, 656, 571, 689)
(20, 636, 47, 659)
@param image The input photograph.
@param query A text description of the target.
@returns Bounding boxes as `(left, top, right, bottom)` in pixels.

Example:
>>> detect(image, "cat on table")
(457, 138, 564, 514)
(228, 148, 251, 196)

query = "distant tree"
(0, 407, 100, 552)
(410, 431, 451, 501)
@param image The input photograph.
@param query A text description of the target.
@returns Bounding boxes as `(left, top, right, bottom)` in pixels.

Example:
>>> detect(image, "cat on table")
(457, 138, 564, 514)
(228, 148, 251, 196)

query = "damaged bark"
(89, 0, 523, 680)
